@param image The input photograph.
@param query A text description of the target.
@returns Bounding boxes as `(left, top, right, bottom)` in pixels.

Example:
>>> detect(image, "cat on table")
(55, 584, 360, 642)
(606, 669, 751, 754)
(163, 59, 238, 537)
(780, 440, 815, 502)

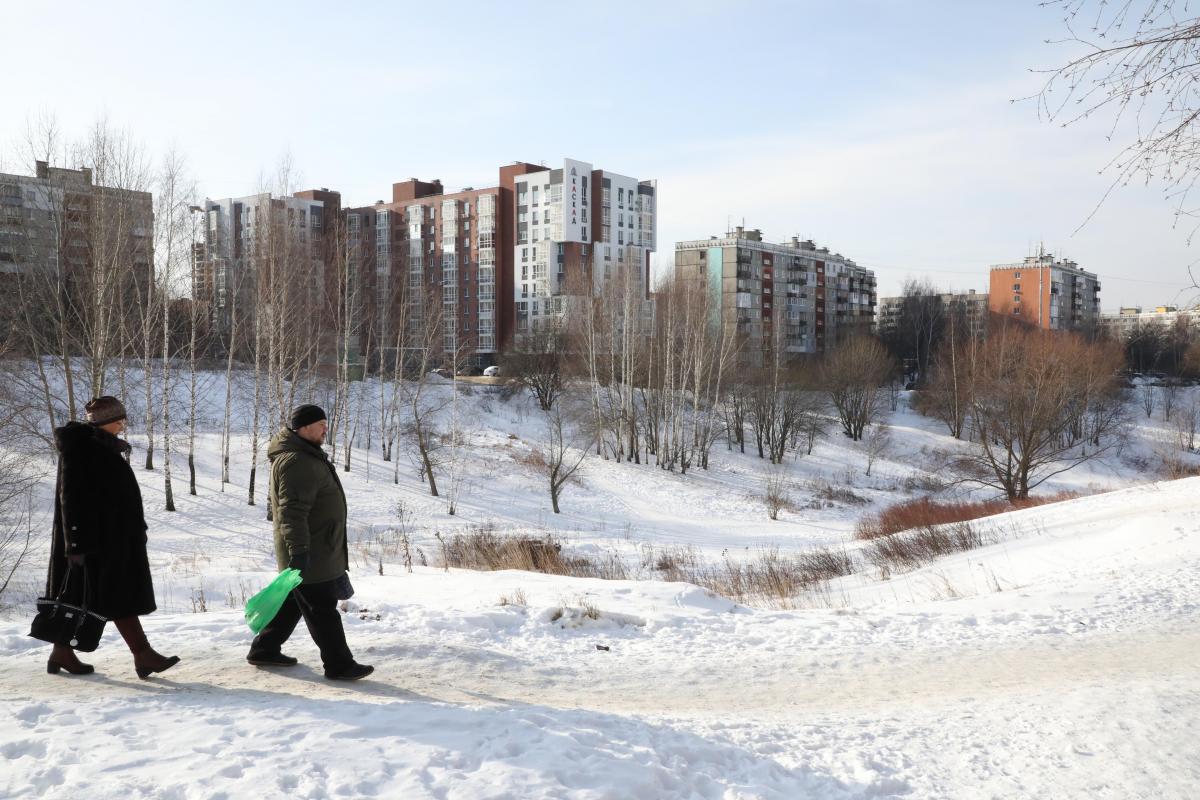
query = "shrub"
(437, 528, 567, 573)
(855, 493, 1079, 540)
(1158, 452, 1200, 480)
(666, 546, 856, 609)
(863, 522, 986, 578)
(436, 528, 628, 580)
(806, 478, 870, 506)
(515, 448, 547, 470)
(764, 468, 791, 520)
(901, 473, 944, 493)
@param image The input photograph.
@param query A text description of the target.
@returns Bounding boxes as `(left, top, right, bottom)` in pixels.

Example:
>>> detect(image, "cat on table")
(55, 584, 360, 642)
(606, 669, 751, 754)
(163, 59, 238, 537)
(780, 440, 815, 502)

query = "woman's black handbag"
(29, 564, 107, 652)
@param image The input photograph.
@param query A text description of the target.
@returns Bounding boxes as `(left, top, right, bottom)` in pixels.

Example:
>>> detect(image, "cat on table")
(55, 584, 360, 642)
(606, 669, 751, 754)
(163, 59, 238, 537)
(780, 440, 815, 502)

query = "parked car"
(483, 365, 500, 377)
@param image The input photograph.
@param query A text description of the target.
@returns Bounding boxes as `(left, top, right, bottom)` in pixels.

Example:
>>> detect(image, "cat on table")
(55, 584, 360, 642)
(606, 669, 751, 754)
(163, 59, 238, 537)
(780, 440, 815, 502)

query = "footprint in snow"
(15, 703, 51, 726)
(0, 740, 48, 759)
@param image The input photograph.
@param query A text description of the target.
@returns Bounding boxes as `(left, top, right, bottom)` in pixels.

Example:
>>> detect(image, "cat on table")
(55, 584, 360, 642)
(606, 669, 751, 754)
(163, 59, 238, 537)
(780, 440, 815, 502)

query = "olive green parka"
(267, 427, 349, 585)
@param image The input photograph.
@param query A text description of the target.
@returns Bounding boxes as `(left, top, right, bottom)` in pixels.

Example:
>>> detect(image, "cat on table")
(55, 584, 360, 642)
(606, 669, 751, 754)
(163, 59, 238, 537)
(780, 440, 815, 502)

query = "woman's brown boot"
(47, 643, 94, 675)
(114, 616, 180, 679)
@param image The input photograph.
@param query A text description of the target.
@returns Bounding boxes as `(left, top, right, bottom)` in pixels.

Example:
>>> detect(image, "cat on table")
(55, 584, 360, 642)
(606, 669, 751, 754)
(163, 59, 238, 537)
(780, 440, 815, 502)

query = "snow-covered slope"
(1, 380, 1197, 798)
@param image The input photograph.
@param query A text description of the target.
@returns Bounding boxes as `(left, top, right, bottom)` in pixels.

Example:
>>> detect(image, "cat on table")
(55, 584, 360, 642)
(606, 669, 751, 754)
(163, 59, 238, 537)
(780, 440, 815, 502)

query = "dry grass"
(655, 546, 856, 608)
(437, 527, 567, 572)
(515, 448, 547, 470)
(854, 492, 1080, 540)
(498, 588, 528, 607)
(438, 531, 852, 607)
(804, 478, 870, 506)
(649, 544, 703, 581)
(436, 526, 628, 580)
(1158, 452, 1200, 480)
(863, 522, 987, 578)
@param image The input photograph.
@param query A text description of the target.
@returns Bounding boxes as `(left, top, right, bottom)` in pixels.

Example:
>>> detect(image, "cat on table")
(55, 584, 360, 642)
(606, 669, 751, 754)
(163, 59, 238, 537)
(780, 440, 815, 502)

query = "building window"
(1013, 295, 1021, 303)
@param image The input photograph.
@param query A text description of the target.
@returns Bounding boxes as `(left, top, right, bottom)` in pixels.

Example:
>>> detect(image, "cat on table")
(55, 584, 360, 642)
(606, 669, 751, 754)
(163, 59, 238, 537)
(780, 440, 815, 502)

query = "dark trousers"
(248, 579, 353, 673)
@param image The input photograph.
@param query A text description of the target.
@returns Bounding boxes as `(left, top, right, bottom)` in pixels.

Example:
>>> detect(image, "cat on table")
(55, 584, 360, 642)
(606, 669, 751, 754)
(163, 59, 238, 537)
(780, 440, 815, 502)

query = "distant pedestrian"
(42, 396, 180, 679)
(246, 404, 373, 681)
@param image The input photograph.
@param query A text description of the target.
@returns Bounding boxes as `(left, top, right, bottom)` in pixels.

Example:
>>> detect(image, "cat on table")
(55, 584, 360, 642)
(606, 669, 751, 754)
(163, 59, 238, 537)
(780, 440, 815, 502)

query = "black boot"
(247, 651, 299, 667)
(325, 662, 373, 681)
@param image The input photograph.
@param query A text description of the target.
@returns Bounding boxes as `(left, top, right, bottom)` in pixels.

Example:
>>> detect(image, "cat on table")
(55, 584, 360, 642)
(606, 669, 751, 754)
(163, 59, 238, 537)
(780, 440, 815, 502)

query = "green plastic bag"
(244, 569, 303, 634)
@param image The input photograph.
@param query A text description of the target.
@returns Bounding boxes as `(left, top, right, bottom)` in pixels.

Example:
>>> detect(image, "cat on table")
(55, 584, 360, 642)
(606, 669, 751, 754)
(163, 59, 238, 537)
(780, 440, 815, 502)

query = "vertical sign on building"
(561, 158, 591, 243)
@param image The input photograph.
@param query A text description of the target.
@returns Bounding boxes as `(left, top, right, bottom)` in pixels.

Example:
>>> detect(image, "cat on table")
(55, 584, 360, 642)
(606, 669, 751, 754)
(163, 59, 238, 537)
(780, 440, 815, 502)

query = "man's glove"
(287, 551, 309, 572)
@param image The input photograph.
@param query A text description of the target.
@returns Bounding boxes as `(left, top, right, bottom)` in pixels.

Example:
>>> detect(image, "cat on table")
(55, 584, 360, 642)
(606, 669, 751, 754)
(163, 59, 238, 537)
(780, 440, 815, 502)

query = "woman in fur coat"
(43, 396, 180, 679)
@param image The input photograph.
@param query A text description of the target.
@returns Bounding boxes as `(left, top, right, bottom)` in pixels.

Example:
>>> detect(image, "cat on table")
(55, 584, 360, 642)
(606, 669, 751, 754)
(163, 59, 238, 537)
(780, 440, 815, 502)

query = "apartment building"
(988, 251, 1101, 331)
(510, 159, 657, 338)
(344, 175, 514, 368)
(195, 188, 340, 356)
(1100, 305, 1197, 340)
(675, 228, 875, 364)
(877, 289, 989, 340)
(0, 159, 153, 298)
(346, 159, 656, 368)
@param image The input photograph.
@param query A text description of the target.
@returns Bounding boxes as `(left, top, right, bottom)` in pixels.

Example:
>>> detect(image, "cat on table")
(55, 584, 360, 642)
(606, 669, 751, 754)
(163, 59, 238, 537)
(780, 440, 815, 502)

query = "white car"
(483, 365, 500, 377)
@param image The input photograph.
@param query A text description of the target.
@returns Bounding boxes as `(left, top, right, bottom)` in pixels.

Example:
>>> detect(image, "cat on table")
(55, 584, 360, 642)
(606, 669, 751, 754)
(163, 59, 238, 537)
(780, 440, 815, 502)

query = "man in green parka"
(246, 404, 373, 681)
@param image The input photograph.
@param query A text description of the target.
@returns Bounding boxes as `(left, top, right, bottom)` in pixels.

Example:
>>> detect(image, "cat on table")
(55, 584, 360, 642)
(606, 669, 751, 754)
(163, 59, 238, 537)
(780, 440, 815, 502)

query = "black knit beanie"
(85, 396, 127, 426)
(289, 404, 327, 431)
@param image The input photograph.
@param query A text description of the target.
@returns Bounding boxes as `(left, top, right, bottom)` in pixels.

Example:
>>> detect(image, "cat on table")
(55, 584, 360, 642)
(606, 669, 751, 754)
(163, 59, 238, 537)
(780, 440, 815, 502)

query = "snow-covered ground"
(1, 376, 1197, 798)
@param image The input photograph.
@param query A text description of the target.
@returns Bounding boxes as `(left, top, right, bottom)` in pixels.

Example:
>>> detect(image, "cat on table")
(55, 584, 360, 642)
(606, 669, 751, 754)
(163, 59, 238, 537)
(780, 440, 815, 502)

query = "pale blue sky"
(2, 0, 1195, 307)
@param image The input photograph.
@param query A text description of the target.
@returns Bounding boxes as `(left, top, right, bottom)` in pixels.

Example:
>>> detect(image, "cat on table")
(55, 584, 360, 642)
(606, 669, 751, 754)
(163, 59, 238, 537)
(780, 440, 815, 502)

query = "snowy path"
(3, 619, 1196, 799)
(3, 621, 1195, 715)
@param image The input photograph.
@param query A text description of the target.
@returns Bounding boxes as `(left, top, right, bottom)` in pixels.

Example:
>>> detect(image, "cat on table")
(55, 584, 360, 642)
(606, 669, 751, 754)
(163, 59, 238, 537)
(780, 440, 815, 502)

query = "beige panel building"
(675, 227, 875, 365)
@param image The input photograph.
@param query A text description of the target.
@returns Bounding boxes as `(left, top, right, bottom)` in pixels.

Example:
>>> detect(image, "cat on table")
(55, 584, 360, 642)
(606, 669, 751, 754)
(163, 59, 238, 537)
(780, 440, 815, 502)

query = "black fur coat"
(45, 422, 156, 619)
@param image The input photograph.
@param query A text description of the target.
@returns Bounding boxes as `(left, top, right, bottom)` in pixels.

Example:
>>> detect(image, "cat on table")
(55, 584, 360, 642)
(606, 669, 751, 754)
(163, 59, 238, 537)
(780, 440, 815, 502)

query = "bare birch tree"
(153, 152, 195, 512)
(539, 398, 588, 514)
